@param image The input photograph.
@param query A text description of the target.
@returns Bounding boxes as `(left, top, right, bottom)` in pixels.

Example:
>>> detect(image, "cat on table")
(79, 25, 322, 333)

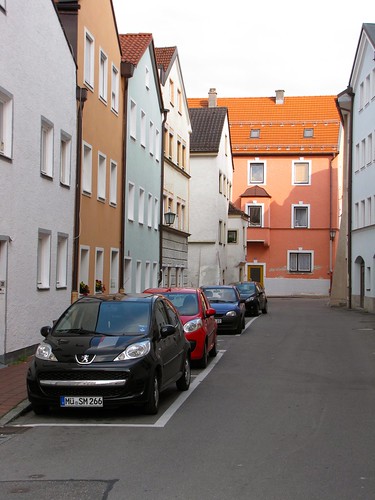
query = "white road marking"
(10, 350, 226, 429)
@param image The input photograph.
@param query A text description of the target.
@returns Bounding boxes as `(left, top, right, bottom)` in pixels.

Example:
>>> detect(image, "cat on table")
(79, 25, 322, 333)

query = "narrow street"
(1, 298, 375, 500)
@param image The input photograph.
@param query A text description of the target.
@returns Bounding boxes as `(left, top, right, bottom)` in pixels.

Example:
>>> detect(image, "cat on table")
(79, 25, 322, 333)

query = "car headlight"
(225, 310, 237, 317)
(184, 318, 203, 333)
(35, 342, 58, 362)
(114, 340, 151, 361)
(246, 297, 255, 302)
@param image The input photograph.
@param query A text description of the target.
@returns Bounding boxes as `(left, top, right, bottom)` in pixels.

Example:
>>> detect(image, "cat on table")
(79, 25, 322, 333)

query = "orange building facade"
(188, 90, 342, 296)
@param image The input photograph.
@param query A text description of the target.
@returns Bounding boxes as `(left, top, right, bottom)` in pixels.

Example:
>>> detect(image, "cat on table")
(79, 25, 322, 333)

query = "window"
(140, 110, 146, 147)
(37, 230, 51, 289)
(218, 220, 223, 244)
(130, 100, 137, 139)
(138, 188, 145, 224)
(147, 193, 153, 227)
(56, 233, 68, 288)
(84, 29, 95, 89)
(250, 129, 260, 138)
(293, 205, 309, 228)
(149, 121, 154, 156)
(136, 261, 142, 293)
(219, 172, 223, 193)
(145, 66, 150, 89)
(292, 161, 310, 185)
(82, 142, 92, 194)
(79, 246, 90, 291)
(110, 249, 119, 293)
(60, 132, 71, 186)
(247, 205, 263, 227)
(168, 130, 173, 159)
(155, 129, 160, 162)
(227, 230, 238, 243)
(361, 139, 366, 168)
(109, 160, 117, 206)
(41, 118, 54, 177)
(97, 152, 106, 201)
(111, 64, 119, 113)
(359, 81, 364, 110)
(128, 182, 135, 221)
(303, 128, 314, 138)
(0, 87, 13, 158)
(154, 198, 159, 230)
(177, 138, 182, 166)
(169, 79, 174, 106)
(289, 251, 312, 272)
(181, 143, 186, 170)
(367, 134, 372, 165)
(355, 143, 360, 172)
(248, 161, 265, 184)
(99, 49, 108, 102)
(95, 248, 104, 293)
(177, 88, 182, 114)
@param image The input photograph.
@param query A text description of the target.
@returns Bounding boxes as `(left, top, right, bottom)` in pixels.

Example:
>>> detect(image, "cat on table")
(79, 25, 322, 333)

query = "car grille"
(39, 371, 127, 381)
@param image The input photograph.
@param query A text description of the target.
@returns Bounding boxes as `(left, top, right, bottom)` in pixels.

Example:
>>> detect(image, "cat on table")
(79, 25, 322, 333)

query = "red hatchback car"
(143, 287, 217, 368)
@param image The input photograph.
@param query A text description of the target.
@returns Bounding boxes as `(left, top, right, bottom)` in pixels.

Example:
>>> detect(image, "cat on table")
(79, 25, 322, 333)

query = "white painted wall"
(0, 0, 77, 357)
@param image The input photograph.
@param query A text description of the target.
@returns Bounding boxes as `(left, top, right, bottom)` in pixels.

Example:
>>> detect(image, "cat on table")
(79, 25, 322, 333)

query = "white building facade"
(0, 0, 77, 361)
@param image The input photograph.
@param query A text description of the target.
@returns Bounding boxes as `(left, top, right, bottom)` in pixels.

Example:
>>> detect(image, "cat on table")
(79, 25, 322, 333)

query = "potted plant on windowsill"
(80, 281, 90, 295)
(95, 280, 106, 293)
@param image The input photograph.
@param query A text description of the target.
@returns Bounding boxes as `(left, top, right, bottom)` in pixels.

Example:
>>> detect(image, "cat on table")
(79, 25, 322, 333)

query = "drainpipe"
(158, 109, 169, 285)
(347, 92, 354, 309)
(72, 85, 87, 302)
(329, 152, 338, 294)
(120, 62, 134, 292)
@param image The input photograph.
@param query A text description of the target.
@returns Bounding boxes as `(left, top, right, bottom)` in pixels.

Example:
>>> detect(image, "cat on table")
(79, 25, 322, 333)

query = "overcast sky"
(112, 0, 373, 98)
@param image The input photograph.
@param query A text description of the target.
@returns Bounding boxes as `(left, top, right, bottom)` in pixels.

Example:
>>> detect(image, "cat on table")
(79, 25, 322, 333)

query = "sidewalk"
(0, 358, 32, 426)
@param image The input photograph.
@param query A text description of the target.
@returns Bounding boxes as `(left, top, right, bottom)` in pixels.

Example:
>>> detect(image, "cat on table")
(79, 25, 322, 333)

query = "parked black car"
(232, 281, 268, 316)
(27, 293, 191, 415)
(201, 285, 245, 334)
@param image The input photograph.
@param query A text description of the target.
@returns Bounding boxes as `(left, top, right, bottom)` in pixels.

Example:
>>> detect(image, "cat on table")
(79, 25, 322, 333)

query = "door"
(247, 265, 264, 286)
(0, 240, 8, 358)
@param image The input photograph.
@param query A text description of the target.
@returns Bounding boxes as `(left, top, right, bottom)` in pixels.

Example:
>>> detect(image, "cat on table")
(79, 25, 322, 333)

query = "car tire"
(253, 303, 260, 316)
(209, 339, 217, 358)
(197, 343, 208, 369)
(144, 373, 160, 415)
(31, 403, 49, 415)
(176, 356, 191, 391)
(236, 319, 243, 335)
(262, 301, 268, 314)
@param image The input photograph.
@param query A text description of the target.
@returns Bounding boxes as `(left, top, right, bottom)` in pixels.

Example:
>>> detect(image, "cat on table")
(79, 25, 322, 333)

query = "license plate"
(215, 319, 222, 324)
(60, 396, 103, 407)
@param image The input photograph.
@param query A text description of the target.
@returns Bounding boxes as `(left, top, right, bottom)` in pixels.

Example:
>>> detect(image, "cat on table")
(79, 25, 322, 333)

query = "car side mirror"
(40, 326, 51, 338)
(160, 324, 176, 338)
(206, 307, 216, 317)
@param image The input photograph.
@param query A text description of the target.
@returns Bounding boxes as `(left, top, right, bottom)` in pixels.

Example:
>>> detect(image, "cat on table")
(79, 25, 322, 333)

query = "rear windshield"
(203, 288, 237, 303)
(54, 300, 151, 335)
(236, 283, 256, 293)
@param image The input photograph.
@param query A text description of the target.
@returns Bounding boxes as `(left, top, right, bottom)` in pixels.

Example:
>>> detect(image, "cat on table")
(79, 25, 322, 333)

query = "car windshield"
(162, 293, 198, 316)
(236, 283, 256, 294)
(203, 288, 237, 303)
(53, 300, 151, 336)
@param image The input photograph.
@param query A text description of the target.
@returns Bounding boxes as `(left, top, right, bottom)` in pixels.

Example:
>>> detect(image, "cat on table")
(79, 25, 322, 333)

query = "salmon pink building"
(188, 90, 342, 296)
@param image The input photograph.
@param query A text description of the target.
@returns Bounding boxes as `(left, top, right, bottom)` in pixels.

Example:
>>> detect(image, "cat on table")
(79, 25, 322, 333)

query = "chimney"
(208, 88, 217, 107)
(275, 89, 285, 104)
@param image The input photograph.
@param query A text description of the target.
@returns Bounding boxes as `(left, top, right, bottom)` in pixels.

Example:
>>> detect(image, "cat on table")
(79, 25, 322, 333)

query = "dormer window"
(304, 128, 314, 138)
(250, 129, 260, 138)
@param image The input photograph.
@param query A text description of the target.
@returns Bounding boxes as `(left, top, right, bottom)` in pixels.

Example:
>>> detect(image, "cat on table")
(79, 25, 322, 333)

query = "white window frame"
(95, 248, 104, 293)
(246, 203, 264, 227)
(109, 160, 117, 206)
(37, 229, 51, 289)
(130, 99, 137, 140)
(154, 198, 159, 230)
(145, 66, 150, 90)
(97, 152, 106, 201)
(292, 204, 310, 228)
(99, 48, 108, 103)
(110, 248, 119, 293)
(248, 161, 266, 184)
(155, 129, 160, 162)
(288, 250, 313, 273)
(111, 64, 119, 113)
(56, 233, 68, 288)
(82, 142, 92, 194)
(138, 187, 145, 224)
(84, 28, 95, 89)
(60, 131, 71, 186)
(136, 260, 142, 293)
(292, 160, 311, 185)
(147, 193, 153, 227)
(0, 87, 13, 158)
(149, 121, 154, 156)
(128, 182, 135, 221)
(79, 246, 90, 292)
(40, 117, 54, 177)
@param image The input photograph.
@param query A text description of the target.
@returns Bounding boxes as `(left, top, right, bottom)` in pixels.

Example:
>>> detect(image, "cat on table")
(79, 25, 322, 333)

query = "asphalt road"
(1, 298, 375, 500)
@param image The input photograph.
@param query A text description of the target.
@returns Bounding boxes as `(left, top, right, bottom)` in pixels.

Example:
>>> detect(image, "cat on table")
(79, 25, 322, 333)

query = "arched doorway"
(354, 256, 365, 308)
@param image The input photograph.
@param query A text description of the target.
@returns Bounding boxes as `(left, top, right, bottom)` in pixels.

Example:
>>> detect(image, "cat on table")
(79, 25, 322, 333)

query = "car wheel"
(253, 303, 260, 316)
(197, 343, 208, 369)
(209, 339, 217, 358)
(242, 315, 245, 329)
(176, 356, 191, 391)
(144, 373, 160, 415)
(262, 301, 268, 314)
(31, 403, 49, 415)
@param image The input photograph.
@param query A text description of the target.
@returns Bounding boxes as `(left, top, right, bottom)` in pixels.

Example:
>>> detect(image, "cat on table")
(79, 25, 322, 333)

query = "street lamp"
(164, 209, 176, 226)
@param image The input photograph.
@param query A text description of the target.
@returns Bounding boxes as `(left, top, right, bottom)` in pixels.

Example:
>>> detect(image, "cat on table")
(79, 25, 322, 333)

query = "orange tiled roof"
(188, 95, 340, 154)
(119, 33, 153, 65)
(155, 47, 176, 72)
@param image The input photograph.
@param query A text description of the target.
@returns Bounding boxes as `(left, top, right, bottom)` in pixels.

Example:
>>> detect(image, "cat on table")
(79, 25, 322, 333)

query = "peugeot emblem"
(75, 354, 95, 365)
